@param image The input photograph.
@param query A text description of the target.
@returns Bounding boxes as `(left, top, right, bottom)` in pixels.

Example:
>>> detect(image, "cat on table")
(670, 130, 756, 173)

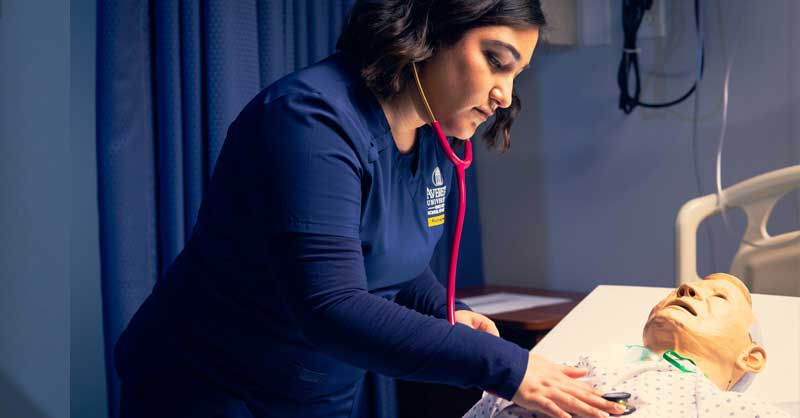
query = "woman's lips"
(473, 107, 491, 121)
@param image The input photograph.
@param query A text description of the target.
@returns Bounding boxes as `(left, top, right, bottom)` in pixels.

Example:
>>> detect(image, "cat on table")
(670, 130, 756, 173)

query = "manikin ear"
(736, 344, 767, 374)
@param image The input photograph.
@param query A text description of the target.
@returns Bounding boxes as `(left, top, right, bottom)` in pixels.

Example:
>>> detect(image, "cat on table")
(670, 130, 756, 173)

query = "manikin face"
(418, 25, 539, 140)
(643, 274, 765, 386)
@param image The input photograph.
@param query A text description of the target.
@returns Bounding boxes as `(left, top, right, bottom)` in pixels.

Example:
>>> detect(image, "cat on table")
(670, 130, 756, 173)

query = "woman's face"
(420, 25, 540, 140)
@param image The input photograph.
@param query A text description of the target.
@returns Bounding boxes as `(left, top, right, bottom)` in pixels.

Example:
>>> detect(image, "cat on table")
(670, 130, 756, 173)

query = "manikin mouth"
(667, 299, 697, 316)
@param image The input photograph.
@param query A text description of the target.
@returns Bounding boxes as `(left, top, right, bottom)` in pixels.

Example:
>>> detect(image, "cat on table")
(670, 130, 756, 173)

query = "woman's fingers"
(557, 373, 603, 396)
(521, 389, 610, 418)
(481, 319, 500, 337)
(558, 383, 626, 417)
(549, 391, 609, 418)
(558, 366, 608, 397)
(559, 364, 588, 378)
(455, 311, 501, 337)
(527, 395, 570, 418)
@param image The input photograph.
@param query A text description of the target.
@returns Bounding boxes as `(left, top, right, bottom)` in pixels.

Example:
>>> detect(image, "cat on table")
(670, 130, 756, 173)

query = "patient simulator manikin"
(463, 273, 795, 418)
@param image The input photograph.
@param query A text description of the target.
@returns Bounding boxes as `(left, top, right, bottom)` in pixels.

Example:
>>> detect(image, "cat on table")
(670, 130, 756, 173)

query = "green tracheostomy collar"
(625, 345, 707, 377)
(662, 349, 698, 374)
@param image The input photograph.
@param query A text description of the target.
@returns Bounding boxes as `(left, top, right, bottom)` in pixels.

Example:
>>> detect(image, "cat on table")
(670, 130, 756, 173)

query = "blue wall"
(0, 1, 105, 417)
(0, 1, 70, 417)
(477, 0, 800, 291)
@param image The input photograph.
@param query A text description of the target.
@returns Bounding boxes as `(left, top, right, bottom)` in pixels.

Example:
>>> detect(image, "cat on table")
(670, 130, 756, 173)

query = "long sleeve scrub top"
(115, 52, 529, 417)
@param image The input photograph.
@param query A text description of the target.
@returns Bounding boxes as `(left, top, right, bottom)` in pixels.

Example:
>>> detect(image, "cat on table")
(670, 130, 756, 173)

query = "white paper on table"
(460, 292, 571, 315)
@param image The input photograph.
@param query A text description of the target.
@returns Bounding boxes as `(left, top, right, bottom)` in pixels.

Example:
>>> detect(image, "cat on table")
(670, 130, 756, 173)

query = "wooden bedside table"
(396, 286, 587, 418)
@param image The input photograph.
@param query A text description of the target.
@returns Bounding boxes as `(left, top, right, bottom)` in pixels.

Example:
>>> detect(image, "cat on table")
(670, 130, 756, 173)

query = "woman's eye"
(714, 294, 727, 300)
(486, 53, 503, 69)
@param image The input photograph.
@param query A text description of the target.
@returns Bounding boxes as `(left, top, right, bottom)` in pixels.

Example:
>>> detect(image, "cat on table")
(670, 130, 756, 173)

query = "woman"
(115, 1, 626, 417)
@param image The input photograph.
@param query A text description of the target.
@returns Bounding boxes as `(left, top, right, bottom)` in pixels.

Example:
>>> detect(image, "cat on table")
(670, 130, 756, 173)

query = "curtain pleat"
(97, 2, 158, 417)
(179, 0, 205, 233)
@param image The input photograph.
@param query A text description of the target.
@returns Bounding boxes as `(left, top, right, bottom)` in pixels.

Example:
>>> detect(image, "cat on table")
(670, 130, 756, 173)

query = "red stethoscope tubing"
(411, 62, 474, 325)
(431, 121, 472, 325)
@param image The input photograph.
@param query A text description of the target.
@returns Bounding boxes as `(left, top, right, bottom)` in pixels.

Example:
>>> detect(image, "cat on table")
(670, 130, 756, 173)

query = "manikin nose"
(677, 283, 699, 298)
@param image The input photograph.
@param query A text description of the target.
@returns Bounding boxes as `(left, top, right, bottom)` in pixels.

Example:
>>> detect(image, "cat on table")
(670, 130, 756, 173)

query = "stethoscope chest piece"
(602, 392, 636, 416)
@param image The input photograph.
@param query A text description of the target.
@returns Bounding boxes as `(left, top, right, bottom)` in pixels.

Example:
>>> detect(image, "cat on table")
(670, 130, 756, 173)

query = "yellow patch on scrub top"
(428, 214, 445, 227)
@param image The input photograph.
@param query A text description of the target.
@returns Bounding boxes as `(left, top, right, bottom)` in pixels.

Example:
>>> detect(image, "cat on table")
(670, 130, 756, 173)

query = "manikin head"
(642, 273, 767, 391)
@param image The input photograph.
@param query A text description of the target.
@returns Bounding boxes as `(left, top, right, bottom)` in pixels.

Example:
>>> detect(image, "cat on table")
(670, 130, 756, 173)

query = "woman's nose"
(677, 283, 700, 299)
(490, 83, 512, 109)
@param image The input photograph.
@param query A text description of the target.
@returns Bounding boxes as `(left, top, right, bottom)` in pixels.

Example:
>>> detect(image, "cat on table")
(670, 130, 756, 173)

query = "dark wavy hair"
(337, 0, 546, 152)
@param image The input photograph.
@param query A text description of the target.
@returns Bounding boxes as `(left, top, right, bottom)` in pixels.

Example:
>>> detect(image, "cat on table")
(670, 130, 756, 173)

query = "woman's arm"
(276, 231, 527, 400)
(393, 265, 471, 319)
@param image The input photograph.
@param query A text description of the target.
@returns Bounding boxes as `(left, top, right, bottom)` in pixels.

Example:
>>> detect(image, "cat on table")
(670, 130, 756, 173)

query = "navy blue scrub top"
(115, 52, 529, 412)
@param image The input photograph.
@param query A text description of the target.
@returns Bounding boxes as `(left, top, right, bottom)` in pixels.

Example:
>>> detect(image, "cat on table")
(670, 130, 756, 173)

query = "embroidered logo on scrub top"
(432, 167, 444, 187)
(426, 167, 446, 227)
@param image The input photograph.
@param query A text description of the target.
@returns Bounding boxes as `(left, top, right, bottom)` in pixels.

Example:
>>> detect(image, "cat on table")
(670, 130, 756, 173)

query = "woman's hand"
(454, 310, 500, 337)
(512, 353, 626, 418)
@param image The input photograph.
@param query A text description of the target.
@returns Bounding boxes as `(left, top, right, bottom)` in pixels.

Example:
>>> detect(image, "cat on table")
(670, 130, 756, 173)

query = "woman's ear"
(737, 344, 767, 374)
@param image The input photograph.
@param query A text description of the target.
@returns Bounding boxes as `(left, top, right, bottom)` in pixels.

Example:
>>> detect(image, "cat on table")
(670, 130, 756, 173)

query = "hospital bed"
(676, 165, 800, 295)
(531, 285, 800, 416)
(529, 168, 800, 414)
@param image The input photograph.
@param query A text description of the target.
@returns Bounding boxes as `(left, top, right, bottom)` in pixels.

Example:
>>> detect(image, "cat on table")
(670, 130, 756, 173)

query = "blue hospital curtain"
(97, 1, 483, 418)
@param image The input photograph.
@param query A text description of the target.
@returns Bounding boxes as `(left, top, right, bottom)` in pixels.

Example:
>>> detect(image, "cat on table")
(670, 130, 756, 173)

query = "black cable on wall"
(617, 0, 705, 114)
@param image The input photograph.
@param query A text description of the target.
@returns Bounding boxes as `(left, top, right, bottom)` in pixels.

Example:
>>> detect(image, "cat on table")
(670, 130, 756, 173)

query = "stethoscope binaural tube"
(411, 63, 473, 325)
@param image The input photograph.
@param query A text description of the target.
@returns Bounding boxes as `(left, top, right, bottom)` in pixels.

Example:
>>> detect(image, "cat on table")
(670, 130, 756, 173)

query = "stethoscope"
(410, 64, 638, 416)
(411, 62, 472, 325)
